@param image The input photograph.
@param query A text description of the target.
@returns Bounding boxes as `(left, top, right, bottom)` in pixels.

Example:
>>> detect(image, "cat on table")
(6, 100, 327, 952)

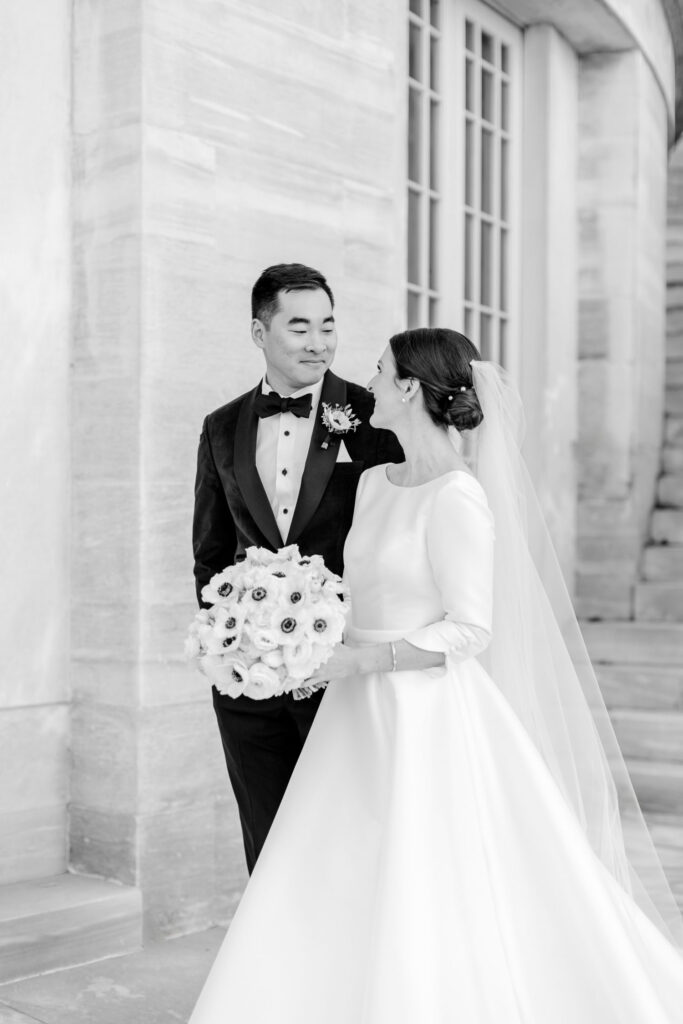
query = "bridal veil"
(468, 361, 683, 950)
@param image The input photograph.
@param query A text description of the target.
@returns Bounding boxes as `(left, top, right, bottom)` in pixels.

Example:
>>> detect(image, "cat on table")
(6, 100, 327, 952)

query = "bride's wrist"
(355, 643, 398, 674)
(370, 644, 395, 674)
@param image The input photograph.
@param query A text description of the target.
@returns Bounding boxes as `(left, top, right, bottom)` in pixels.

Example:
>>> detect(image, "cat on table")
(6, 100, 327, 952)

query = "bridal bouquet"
(185, 545, 348, 700)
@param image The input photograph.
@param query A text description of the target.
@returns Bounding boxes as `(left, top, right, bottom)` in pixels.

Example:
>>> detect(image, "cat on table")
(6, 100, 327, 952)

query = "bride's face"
(367, 346, 407, 429)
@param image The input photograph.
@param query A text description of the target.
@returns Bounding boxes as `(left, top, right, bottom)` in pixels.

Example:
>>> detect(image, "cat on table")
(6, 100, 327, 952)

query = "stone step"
(610, 710, 683, 763)
(623, 811, 683, 908)
(667, 263, 683, 287)
(663, 446, 683, 473)
(667, 332, 683, 360)
(667, 304, 683, 327)
(665, 388, 683, 415)
(597, 664, 683, 711)
(0, 873, 142, 984)
(575, 571, 633, 621)
(664, 416, 683, 446)
(666, 359, 683, 387)
(581, 621, 683, 664)
(644, 813, 683, 896)
(635, 582, 683, 621)
(651, 509, 683, 543)
(643, 812, 683, 860)
(627, 760, 683, 816)
(657, 473, 683, 506)
(667, 286, 683, 310)
(642, 544, 683, 581)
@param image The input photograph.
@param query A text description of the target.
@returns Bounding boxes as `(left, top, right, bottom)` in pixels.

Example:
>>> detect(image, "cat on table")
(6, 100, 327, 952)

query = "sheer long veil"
(468, 360, 683, 950)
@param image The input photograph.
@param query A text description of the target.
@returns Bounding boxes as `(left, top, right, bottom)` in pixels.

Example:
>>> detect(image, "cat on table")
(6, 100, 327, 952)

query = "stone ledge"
(627, 760, 683, 816)
(657, 471, 683, 504)
(651, 508, 683, 542)
(665, 358, 683, 386)
(581, 620, 683, 663)
(665, 387, 683, 415)
(635, 581, 683, 621)
(0, 874, 142, 984)
(596, 663, 683, 710)
(575, 571, 633, 620)
(610, 710, 683, 763)
(642, 543, 683, 580)
(663, 445, 683, 472)
(622, 810, 683, 907)
(666, 333, 683, 360)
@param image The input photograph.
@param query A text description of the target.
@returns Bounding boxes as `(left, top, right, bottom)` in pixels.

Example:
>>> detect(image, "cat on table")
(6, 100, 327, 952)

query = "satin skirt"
(189, 629, 683, 1023)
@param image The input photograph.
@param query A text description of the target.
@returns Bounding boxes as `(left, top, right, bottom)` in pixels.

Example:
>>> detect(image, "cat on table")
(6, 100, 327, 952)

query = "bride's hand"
(307, 642, 360, 684)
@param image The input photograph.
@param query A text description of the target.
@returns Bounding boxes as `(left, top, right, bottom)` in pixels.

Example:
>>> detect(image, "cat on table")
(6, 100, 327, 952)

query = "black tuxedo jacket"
(193, 370, 403, 608)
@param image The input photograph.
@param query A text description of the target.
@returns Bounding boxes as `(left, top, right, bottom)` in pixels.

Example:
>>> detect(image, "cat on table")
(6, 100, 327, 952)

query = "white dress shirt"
(255, 377, 325, 542)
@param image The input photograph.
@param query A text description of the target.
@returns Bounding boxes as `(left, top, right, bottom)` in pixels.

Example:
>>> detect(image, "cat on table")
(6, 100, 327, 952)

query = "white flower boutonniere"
(320, 403, 361, 450)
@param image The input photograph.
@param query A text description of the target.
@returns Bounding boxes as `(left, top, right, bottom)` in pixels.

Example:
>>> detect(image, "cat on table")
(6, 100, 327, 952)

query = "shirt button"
(283, 508, 289, 514)
(284, 430, 290, 437)
(282, 468, 288, 476)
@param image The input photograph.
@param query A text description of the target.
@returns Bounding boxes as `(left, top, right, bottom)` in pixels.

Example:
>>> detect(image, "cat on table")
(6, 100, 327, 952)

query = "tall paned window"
(461, 10, 518, 363)
(406, 1, 521, 367)
(407, 0, 442, 328)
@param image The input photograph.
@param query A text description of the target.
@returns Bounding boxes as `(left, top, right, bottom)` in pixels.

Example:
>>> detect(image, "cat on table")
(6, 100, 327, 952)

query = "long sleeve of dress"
(404, 477, 494, 664)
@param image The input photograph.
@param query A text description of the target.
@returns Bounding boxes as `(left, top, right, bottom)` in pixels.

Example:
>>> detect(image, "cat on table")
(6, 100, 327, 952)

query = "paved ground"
(0, 929, 224, 1024)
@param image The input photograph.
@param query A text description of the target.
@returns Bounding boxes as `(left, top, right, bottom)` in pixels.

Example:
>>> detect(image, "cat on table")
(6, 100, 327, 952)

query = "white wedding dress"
(189, 465, 683, 1023)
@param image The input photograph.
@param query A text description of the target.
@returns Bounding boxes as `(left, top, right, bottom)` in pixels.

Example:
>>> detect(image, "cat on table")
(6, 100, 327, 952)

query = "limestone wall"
(70, 0, 406, 939)
(0, 1, 72, 883)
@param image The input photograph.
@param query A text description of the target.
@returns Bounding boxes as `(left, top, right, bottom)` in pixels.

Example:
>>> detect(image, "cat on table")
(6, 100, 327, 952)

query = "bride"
(189, 328, 683, 1022)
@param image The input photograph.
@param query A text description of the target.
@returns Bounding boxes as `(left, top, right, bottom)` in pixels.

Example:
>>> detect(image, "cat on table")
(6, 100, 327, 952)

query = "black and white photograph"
(2, 0, 683, 1021)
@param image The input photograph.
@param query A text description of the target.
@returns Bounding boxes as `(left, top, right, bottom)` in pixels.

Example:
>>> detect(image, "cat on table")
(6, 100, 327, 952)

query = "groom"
(193, 263, 402, 872)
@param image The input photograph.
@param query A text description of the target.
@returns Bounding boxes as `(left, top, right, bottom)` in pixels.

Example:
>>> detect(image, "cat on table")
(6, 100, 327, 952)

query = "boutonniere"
(320, 402, 361, 450)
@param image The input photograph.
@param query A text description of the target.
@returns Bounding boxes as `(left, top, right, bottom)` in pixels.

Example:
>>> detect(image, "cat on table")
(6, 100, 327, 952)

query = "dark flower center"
(252, 587, 267, 601)
(217, 582, 233, 597)
(231, 667, 245, 682)
(299, 558, 311, 565)
(280, 617, 296, 634)
(223, 637, 235, 647)
(272, 571, 286, 578)
(290, 592, 302, 604)
(313, 619, 327, 633)
(226, 617, 236, 629)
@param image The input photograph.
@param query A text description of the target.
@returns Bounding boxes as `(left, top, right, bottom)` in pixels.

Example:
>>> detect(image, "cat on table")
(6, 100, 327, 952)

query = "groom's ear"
(251, 318, 266, 350)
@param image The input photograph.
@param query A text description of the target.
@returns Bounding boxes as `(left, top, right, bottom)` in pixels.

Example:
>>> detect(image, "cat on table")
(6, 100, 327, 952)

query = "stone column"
(69, 0, 404, 938)
(69, 0, 244, 939)
(520, 24, 579, 582)
(575, 50, 668, 619)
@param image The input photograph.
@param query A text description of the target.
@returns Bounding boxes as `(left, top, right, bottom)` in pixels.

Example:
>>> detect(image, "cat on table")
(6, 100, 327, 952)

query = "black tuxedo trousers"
(193, 371, 403, 871)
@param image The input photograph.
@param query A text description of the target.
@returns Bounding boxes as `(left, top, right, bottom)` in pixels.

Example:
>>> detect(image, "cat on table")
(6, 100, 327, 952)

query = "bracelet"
(389, 641, 397, 672)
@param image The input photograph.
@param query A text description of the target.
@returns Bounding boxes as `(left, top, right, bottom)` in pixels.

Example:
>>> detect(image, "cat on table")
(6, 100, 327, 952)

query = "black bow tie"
(254, 391, 313, 419)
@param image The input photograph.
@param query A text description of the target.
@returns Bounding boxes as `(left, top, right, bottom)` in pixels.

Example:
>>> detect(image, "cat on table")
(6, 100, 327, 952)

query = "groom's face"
(252, 288, 337, 394)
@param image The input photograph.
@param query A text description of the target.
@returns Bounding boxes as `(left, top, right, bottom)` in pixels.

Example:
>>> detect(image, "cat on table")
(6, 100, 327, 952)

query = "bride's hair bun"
(389, 327, 484, 431)
(441, 388, 483, 431)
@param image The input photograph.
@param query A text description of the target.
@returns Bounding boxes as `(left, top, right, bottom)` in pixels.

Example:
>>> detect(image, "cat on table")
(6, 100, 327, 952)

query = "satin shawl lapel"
(287, 371, 347, 545)
(233, 386, 282, 551)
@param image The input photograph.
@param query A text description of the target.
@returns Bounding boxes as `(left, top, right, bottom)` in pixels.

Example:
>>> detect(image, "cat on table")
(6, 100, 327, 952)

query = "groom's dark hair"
(251, 263, 335, 327)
